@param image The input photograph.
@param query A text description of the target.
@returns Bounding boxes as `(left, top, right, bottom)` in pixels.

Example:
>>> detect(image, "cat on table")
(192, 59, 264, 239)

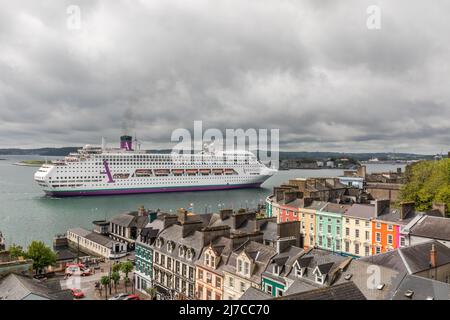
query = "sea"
(0, 155, 405, 247)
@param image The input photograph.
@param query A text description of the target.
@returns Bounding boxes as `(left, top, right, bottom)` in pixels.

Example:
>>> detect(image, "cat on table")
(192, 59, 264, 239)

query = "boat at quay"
(34, 136, 276, 197)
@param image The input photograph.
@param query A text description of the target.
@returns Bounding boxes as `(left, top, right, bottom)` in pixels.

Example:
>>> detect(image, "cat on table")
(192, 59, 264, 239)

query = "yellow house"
(297, 201, 327, 249)
(342, 204, 374, 257)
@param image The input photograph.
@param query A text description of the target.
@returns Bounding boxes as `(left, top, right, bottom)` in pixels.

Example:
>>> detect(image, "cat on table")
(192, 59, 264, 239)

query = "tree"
(400, 158, 450, 214)
(8, 244, 25, 260)
(145, 287, 157, 300)
(100, 276, 111, 300)
(26, 241, 57, 275)
(120, 261, 134, 292)
(111, 271, 120, 293)
(112, 262, 121, 273)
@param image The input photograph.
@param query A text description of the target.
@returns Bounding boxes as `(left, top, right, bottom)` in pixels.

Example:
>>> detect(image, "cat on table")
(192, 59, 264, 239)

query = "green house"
(315, 203, 350, 254)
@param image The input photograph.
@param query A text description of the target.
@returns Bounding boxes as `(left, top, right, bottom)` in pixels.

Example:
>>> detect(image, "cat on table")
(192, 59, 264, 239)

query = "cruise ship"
(34, 136, 276, 197)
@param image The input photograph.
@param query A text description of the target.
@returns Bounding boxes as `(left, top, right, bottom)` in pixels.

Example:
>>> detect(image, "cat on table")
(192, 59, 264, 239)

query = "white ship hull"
(34, 136, 276, 197)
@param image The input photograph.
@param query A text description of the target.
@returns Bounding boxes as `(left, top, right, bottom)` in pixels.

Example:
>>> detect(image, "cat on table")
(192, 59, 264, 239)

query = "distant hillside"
(0, 147, 433, 160)
(278, 151, 433, 161)
(0, 147, 80, 156)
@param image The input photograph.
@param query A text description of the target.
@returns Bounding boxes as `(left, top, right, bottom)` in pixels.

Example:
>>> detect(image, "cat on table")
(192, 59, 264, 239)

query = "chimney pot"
(430, 244, 437, 268)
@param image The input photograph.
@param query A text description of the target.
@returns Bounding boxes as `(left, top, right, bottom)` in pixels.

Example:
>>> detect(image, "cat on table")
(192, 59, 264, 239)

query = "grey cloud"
(0, 0, 449, 153)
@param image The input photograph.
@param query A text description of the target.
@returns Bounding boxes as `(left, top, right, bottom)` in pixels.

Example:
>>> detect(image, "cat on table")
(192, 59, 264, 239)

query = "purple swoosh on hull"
(102, 160, 114, 183)
(45, 183, 262, 197)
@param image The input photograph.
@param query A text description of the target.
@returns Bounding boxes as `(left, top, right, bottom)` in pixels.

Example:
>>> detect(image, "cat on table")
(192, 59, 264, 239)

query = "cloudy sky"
(0, 0, 449, 154)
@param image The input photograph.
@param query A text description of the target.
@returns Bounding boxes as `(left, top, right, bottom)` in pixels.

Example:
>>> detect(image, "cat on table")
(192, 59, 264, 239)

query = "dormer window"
(315, 274, 325, 285)
(313, 266, 326, 285)
(210, 255, 215, 268)
(273, 265, 280, 276)
(156, 238, 164, 249)
(294, 266, 304, 278)
(179, 246, 185, 258)
(204, 253, 210, 266)
(186, 248, 194, 261)
(167, 241, 174, 253)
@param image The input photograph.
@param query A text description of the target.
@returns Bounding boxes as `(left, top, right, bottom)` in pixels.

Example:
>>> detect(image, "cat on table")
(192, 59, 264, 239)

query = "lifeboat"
(113, 173, 130, 179)
(186, 169, 198, 175)
(135, 169, 152, 177)
(224, 169, 236, 175)
(154, 169, 170, 176)
(199, 169, 211, 174)
(172, 169, 185, 175)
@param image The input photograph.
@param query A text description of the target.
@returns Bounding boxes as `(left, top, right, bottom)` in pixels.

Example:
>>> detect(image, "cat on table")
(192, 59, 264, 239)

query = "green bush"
(400, 158, 450, 214)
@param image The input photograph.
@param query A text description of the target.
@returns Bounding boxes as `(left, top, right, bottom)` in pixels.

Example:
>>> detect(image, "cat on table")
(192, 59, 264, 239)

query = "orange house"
(371, 220, 400, 254)
(371, 202, 416, 254)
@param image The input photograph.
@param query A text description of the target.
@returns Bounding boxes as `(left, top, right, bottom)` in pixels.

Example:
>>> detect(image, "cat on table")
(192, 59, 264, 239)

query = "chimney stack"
(138, 205, 146, 217)
(400, 202, 415, 220)
(430, 244, 437, 268)
(177, 208, 189, 224)
(432, 202, 447, 217)
(374, 199, 390, 217)
(148, 210, 158, 223)
(357, 165, 367, 179)
(219, 209, 233, 221)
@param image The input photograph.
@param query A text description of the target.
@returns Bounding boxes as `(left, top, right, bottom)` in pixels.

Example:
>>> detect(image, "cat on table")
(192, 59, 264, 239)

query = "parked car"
(108, 293, 129, 300)
(65, 263, 91, 277)
(123, 294, 140, 300)
(71, 288, 85, 299)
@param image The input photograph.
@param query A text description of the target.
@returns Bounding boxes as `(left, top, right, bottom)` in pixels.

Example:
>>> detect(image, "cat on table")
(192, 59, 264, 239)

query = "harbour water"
(0, 155, 405, 247)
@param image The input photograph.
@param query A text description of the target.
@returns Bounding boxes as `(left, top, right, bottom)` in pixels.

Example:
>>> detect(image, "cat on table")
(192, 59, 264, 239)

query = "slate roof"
(410, 216, 450, 241)
(275, 282, 366, 300)
(258, 219, 278, 243)
(284, 249, 351, 294)
(224, 241, 277, 284)
(320, 203, 351, 214)
(0, 274, 72, 300)
(263, 246, 305, 282)
(360, 240, 450, 275)
(68, 227, 115, 248)
(398, 241, 450, 274)
(316, 262, 335, 275)
(154, 224, 205, 263)
(344, 204, 375, 219)
(375, 208, 418, 225)
(85, 232, 115, 248)
(360, 250, 406, 273)
(343, 259, 400, 300)
(391, 274, 450, 300)
(109, 211, 149, 229)
(306, 201, 328, 211)
(68, 227, 90, 238)
(239, 286, 272, 300)
(195, 236, 233, 275)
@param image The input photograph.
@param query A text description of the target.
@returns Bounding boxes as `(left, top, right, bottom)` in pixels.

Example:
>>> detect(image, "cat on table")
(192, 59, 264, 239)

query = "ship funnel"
(120, 135, 133, 151)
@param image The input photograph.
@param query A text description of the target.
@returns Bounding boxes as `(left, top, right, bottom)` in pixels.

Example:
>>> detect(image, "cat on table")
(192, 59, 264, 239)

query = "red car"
(123, 294, 140, 300)
(71, 288, 85, 299)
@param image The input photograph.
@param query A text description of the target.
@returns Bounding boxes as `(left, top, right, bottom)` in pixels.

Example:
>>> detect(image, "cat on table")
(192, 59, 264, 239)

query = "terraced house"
(372, 201, 417, 254)
(315, 203, 350, 253)
(342, 204, 374, 257)
(195, 237, 233, 300)
(151, 209, 227, 299)
(261, 242, 304, 297)
(134, 210, 169, 294)
(222, 241, 276, 300)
